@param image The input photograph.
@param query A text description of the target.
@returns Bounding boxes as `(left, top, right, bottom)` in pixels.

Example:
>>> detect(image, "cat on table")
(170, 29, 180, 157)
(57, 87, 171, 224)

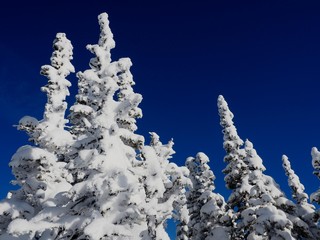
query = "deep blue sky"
(1, 1, 320, 238)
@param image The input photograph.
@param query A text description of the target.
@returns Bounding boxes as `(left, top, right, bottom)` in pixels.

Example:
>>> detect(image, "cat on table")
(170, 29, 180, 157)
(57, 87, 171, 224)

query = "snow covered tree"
(19, 33, 75, 153)
(140, 132, 190, 239)
(1, 11, 198, 239)
(0, 13, 149, 239)
(3, 8, 320, 240)
(69, 13, 143, 149)
(238, 140, 298, 240)
(186, 152, 230, 240)
(310, 147, 320, 236)
(217, 95, 246, 190)
(0, 33, 74, 238)
(282, 155, 319, 239)
(311, 147, 320, 204)
(56, 13, 148, 239)
(282, 155, 309, 205)
(218, 96, 313, 240)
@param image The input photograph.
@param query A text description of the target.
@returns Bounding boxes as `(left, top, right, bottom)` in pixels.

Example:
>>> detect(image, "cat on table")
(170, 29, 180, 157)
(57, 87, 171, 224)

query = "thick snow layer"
(18, 116, 39, 128)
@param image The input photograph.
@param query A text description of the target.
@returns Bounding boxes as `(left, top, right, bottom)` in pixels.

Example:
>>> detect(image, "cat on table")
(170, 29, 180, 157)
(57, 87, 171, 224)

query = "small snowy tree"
(185, 152, 230, 240)
(310, 147, 320, 237)
(239, 140, 298, 240)
(140, 132, 190, 239)
(282, 155, 319, 239)
(311, 147, 320, 204)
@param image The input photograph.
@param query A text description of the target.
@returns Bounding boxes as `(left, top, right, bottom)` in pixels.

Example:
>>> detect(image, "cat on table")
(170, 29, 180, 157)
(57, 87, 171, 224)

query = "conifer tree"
(1, 12, 196, 239)
(311, 147, 320, 204)
(19, 33, 75, 153)
(282, 155, 319, 239)
(310, 147, 320, 235)
(239, 140, 297, 240)
(217, 95, 246, 190)
(0, 33, 74, 239)
(218, 96, 310, 240)
(0, 13, 148, 239)
(186, 152, 230, 240)
(58, 13, 148, 239)
(140, 132, 190, 240)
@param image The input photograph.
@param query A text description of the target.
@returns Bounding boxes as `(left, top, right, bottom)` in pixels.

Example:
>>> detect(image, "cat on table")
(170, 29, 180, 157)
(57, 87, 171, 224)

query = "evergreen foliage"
(0, 11, 320, 240)
(186, 152, 230, 240)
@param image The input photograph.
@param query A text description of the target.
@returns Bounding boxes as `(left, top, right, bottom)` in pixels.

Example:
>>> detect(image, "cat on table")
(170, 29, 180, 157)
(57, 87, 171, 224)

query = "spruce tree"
(282, 155, 319, 239)
(217, 95, 246, 190)
(186, 152, 230, 240)
(20, 33, 75, 153)
(57, 13, 148, 239)
(1, 12, 190, 239)
(0, 33, 74, 239)
(0, 13, 149, 239)
(239, 140, 296, 240)
(218, 96, 309, 240)
(140, 132, 190, 240)
(311, 147, 320, 204)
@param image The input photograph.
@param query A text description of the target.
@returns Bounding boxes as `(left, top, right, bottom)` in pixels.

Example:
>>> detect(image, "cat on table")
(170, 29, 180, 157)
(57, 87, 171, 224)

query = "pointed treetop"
(97, 12, 115, 50)
(87, 12, 115, 69)
(311, 147, 320, 179)
(217, 95, 243, 148)
(40, 33, 74, 126)
(41, 33, 75, 80)
(186, 152, 215, 189)
(50, 32, 75, 77)
(218, 95, 246, 190)
(282, 155, 309, 204)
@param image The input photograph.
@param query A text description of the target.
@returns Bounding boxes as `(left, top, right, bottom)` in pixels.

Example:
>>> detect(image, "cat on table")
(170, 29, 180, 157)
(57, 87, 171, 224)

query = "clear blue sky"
(1, 1, 320, 238)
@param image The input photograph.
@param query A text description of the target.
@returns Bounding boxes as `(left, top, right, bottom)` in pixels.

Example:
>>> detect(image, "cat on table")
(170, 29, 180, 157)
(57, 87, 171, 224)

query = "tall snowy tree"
(1, 11, 197, 240)
(0, 33, 75, 239)
(56, 13, 149, 239)
(186, 152, 230, 240)
(0, 13, 149, 239)
(217, 95, 246, 190)
(19, 33, 75, 153)
(218, 96, 313, 240)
